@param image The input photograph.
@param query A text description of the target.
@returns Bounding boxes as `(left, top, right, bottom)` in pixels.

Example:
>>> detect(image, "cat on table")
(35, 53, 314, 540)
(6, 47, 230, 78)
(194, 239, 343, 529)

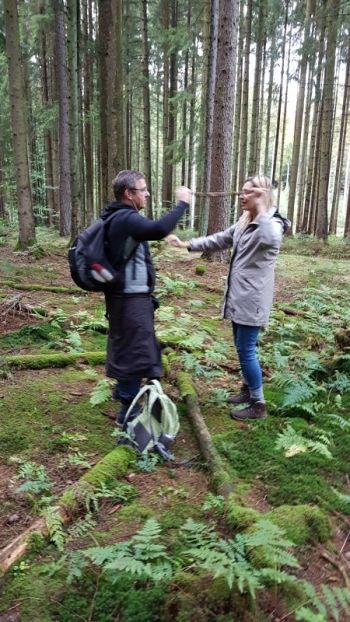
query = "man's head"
(112, 170, 150, 211)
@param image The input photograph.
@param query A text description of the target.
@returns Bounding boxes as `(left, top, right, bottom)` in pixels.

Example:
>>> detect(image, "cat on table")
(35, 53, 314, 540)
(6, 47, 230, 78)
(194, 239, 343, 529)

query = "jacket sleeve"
(124, 201, 189, 241)
(253, 215, 283, 247)
(188, 225, 235, 253)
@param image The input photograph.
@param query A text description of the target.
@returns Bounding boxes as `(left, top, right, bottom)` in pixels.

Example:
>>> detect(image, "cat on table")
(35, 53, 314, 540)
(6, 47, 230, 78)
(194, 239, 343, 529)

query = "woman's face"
(239, 182, 257, 212)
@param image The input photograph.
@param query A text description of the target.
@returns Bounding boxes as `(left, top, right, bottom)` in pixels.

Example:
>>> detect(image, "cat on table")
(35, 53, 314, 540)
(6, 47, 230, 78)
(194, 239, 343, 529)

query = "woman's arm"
(166, 225, 235, 252)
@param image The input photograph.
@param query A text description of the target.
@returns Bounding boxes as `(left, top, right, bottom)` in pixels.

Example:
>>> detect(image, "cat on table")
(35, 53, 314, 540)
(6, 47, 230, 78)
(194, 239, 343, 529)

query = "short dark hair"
(112, 170, 145, 200)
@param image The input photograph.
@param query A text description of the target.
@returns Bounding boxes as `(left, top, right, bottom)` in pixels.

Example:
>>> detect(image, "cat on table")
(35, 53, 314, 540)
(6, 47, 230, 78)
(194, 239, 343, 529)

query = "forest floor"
(0, 228, 350, 621)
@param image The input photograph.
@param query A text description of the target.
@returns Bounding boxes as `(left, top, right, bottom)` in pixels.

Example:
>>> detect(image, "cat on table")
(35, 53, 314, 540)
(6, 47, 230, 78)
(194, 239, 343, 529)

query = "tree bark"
(315, 0, 340, 240)
(329, 56, 350, 234)
(141, 0, 153, 217)
(67, 0, 82, 239)
(237, 0, 253, 219)
(271, 0, 289, 183)
(4, 0, 36, 249)
(287, 0, 313, 232)
(198, 0, 219, 236)
(53, 0, 71, 236)
(248, 0, 265, 175)
(203, 0, 239, 259)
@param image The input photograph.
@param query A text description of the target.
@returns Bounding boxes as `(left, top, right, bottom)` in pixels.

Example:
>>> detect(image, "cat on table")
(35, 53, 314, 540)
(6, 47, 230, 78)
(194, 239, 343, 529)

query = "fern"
(84, 518, 174, 582)
(90, 378, 113, 406)
(282, 376, 319, 408)
(42, 506, 66, 551)
(293, 581, 350, 621)
(67, 513, 97, 539)
(275, 425, 333, 459)
(65, 330, 82, 352)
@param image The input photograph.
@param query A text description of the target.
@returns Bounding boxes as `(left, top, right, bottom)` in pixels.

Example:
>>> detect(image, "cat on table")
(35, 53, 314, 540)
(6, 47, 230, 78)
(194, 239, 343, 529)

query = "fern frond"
(43, 506, 65, 551)
(89, 378, 113, 406)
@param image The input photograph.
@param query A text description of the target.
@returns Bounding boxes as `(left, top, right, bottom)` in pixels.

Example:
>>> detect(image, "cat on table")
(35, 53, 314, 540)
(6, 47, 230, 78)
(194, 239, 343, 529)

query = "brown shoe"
(230, 401, 267, 421)
(226, 384, 250, 404)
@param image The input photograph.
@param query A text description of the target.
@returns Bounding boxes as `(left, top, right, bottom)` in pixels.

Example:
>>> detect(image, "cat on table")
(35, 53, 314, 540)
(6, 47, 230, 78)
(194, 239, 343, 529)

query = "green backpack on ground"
(121, 380, 180, 461)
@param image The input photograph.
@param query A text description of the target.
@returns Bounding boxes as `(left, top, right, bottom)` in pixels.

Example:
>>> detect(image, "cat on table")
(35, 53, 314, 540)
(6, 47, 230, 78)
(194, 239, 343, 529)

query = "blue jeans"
(232, 323, 262, 392)
(114, 378, 142, 404)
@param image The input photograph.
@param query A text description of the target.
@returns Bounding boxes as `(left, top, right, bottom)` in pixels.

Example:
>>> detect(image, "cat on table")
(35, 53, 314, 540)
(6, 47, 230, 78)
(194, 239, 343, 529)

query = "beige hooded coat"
(189, 207, 284, 326)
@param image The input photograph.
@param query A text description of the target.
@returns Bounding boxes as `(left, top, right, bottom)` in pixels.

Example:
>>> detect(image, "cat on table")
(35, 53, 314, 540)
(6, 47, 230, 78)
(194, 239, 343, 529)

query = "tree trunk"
(98, 0, 110, 205)
(329, 56, 350, 234)
(271, 0, 289, 184)
(198, 0, 219, 236)
(203, 0, 239, 259)
(4, 0, 36, 249)
(237, 0, 253, 219)
(40, 5, 57, 227)
(315, 0, 340, 240)
(82, 0, 94, 225)
(67, 0, 82, 239)
(141, 0, 153, 218)
(230, 0, 244, 218)
(248, 0, 264, 175)
(263, 32, 275, 174)
(302, 25, 325, 233)
(277, 23, 292, 205)
(53, 0, 71, 236)
(161, 0, 171, 207)
(194, 0, 210, 230)
(296, 57, 315, 231)
(287, 0, 313, 232)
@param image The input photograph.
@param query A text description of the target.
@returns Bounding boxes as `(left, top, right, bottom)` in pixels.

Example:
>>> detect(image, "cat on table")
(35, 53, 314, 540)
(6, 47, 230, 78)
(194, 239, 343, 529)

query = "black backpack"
(68, 211, 138, 292)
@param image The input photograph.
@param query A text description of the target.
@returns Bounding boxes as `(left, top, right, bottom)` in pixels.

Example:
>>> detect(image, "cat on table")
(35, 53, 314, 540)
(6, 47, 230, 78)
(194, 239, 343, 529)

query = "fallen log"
(176, 371, 234, 497)
(0, 280, 85, 295)
(0, 445, 135, 575)
(1, 351, 106, 369)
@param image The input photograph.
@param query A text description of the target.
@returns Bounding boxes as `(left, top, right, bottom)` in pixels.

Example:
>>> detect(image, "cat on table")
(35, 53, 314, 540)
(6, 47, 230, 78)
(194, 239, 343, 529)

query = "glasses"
(130, 186, 148, 193)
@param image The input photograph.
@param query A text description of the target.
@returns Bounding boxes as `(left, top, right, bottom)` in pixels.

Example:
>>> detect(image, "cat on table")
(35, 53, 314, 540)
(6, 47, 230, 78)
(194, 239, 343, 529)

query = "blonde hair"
(236, 174, 274, 232)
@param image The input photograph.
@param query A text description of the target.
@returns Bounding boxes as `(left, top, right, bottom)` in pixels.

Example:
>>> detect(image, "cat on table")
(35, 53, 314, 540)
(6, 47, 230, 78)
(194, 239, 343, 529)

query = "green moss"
(176, 372, 196, 398)
(59, 446, 135, 514)
(0, 371, 114, 457)
(267, 504, 331, 545)
(225, 496, 260, 530)
(195, 264, 206, 275)
(3, 351, 106, 369)
(165, 572, 246, 622)
(0, 279, 84, 294)
(0, 561, 64, 621)
(81, 446, 135, 486)
(214, 418, 350, 512)
(117, 501, 154, 522)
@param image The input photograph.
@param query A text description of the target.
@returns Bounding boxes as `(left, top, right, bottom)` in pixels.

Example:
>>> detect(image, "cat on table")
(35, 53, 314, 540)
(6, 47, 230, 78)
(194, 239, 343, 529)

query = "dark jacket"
(102, 200, 188, 294)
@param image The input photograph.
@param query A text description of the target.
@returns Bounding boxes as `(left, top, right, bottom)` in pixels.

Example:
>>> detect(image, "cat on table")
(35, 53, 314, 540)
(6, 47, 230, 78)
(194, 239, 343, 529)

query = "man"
(103, 169, 191, 425)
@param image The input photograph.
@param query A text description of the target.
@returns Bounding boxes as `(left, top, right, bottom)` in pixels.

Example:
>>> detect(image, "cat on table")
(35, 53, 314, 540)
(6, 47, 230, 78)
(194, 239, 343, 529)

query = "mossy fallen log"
(0, 280, 85, 295)
(1, 351, 106, 369)
(0, 445, 135, 575)
(176, 371, 234, 497)
(177, 372, 331, 546)
(1, 351, 170, 372)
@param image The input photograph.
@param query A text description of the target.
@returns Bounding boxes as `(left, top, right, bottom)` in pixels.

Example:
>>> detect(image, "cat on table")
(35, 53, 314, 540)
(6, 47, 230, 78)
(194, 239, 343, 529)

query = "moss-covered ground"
(1, 230, 350, 621)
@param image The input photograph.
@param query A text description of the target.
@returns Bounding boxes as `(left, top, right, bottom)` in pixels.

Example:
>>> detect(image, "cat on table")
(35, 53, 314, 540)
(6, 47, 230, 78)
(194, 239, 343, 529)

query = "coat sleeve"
(188, 225, 235, 253)
(124, 201, 189, 241)
(253, 216, 283, 247)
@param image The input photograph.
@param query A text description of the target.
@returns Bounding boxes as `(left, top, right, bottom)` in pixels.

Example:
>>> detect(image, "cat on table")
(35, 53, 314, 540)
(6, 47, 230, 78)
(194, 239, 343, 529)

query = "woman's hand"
(254, 188, 269, 216)
(165, 234, 190, 249)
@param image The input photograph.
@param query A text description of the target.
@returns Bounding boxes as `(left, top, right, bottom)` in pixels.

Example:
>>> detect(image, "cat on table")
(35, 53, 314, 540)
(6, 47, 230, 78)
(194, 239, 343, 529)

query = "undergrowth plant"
(58, 517, 350, 621)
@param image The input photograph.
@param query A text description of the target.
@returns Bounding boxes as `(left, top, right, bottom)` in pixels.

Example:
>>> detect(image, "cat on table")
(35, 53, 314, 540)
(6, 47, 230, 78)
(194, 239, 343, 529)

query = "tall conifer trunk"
(4, 0, 36, 249)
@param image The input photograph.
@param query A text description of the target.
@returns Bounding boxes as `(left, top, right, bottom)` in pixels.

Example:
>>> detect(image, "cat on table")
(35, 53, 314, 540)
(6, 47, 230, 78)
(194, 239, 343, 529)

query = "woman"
(166, 175, 289, 421)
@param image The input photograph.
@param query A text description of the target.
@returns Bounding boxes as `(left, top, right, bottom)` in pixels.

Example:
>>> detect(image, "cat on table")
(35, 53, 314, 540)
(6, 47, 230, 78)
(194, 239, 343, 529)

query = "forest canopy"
(1, 0, 350, 248)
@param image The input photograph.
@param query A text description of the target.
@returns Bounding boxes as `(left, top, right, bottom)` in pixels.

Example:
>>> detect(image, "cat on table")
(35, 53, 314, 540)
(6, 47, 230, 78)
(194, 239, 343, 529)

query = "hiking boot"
(226, 384, 250, 405)
(230, 401, 267, 421)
